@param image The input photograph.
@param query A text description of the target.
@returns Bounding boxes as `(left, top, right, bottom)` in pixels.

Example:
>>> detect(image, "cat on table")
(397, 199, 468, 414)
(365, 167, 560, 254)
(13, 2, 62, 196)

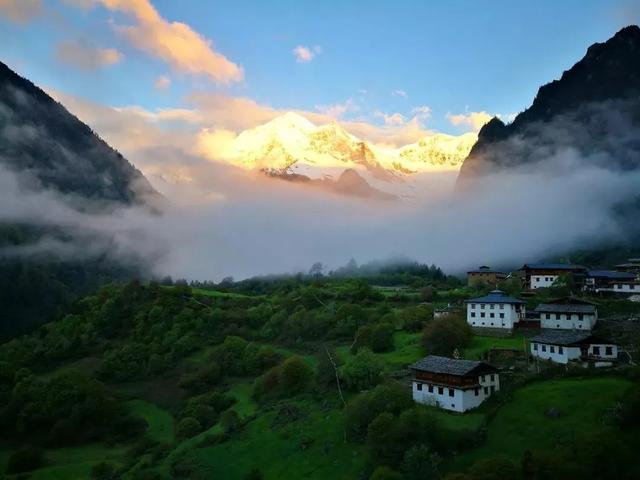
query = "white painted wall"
(467, 302, 521, 329)
(587, 343, 618, 359)
(613, 283, 640, 293)
(530, 342, 581, 364)
(412, 373, 500, 413)
(530, 275, 558, 289)
(540, 312, 597, 330)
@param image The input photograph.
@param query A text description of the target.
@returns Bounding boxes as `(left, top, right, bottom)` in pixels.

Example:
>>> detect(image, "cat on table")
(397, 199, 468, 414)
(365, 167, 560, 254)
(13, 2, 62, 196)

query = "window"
(578, 314, 583, 320)
(550, 346, 555, 353)
(490, 374, 495, 381)
(481, 304, 485, 310)
(546, 314, 551, 319)
(428, 385, 433, 393)
(438, 387, 444, 395)
(490, 386, 495, 393)
(474, 388, 479, 396)
(481, 313, 485, 318)
(490, 304, 495, 309)
(483, 387, 489, 394)
(605, 346, 613, 355)
(416, 383, 422, 391)
(592, 346, 600, 355)
(499, 313, 504, 319)
(533, 343, 538, 351)
(535, 276, 540, 281)
(449, 388, 454, 397)
(471, 312, 476, 318)
(500, 304, 504, 309)
(490, 313, 495, 318)
(471, 304, 476, 309)
(558, 346, 563, 354)
(542, 345, 547, 352)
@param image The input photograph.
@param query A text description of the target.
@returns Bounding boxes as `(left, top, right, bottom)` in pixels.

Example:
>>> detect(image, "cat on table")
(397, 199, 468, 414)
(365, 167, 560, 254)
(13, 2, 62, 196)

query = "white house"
(584, 270, 637, 293)
(411, 355, 500, 413)
(535, 301, 598, 330)
(530, 331, 618, 367)
(520, 264, 587, 290)
(612, 281, 640, 295)
(466, 290, 526, 330)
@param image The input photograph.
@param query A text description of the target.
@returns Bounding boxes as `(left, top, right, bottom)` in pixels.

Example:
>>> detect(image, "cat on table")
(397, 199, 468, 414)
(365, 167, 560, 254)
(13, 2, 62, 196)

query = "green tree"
(422, 315, 472, 356)
(279, 356, 312, 393)
(175, 417, 202, 441)
(339, 348, 384, 391)
(402, 444, 441, 480)
(371, 466, 403, 480)
(468, 456, 519, 480)
(220, 409, 241, 434)
(370, 323, 395, 353)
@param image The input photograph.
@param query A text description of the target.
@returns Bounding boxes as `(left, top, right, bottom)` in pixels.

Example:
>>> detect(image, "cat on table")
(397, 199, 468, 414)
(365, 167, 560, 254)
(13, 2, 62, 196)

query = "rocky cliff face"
(457, 25, 640, 185)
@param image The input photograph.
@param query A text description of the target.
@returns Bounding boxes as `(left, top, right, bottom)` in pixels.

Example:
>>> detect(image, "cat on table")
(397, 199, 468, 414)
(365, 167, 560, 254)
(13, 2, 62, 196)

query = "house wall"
(540, 312, 597, 330)
(467, 302, 521, 329)
(412, 373, 500, 413)
(530, 274, 558, 289)
(587, 343, 618, 359)
(613, 283, 640, 294)
(530, 343, 581, 364)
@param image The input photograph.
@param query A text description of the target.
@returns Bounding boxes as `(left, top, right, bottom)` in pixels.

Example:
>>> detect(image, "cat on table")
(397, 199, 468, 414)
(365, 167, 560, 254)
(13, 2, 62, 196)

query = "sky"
(1, 0, 638, 140)
(1, 0, 640, 280)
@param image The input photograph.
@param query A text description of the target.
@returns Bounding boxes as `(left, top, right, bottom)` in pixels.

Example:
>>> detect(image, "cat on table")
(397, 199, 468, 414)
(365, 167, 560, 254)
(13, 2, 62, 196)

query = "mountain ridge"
(458, 25, 640, 183)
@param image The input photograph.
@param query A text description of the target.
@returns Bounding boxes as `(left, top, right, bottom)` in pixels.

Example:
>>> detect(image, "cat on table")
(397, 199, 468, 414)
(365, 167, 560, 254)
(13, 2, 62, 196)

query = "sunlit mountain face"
(196, 111, 477, 199)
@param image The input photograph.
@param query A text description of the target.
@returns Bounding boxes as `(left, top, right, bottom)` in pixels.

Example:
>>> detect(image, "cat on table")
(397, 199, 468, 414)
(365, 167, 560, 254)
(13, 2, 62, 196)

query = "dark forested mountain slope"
(0, 60, 157, 206)
(0, 62, 160, 338)
(457, 25, 640, 183)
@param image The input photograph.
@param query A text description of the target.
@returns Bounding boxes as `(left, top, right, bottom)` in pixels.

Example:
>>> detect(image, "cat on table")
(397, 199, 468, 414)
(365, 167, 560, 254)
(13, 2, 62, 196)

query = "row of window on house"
(470, 312, 505, 319)
(469, 303, 506, 309)
(543, 313, 588, 320)
(416, 382, 496, 397)
(532, 344, 613, 356)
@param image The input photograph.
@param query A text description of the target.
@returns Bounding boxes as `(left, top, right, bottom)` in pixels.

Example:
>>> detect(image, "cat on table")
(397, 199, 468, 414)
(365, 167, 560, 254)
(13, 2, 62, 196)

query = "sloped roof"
(588, 270, 636, 280)
(530, 331, 613, 346)
(521, 263, 586, 271)
(535, 304, 596, 314)
(411, 355, 497, 376)
(467, 290, 525, 304)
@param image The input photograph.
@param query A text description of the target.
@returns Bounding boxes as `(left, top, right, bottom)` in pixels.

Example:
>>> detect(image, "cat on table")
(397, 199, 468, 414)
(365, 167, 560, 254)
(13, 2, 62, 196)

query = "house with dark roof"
(535, 298, 598, 330)
(467, 266, 507, 287)
(530, 331, 618, 366)
(520, 263, 587, 290)
(410, 355, 500, 412)
(466, 290, 526, 330)
(584, 270, 637, 293)
(614, 259, 640, 275)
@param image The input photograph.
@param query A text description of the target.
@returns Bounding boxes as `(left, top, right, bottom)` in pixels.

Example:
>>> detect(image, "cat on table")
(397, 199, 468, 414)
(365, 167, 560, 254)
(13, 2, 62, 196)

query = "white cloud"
(293, 45, 318, 63)
(447, 110, 518, 132)
(68, 0, 243, 84)
(0, 0, 42, 23)
(392, 89, 408, 98)
(55, 40, 123, 70)
(315, 98, 358, 118)
(154, 75, 171, 91)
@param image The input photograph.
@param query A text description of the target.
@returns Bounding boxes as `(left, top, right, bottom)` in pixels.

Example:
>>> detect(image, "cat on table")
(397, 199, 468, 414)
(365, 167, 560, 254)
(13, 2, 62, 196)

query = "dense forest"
(1, 269, 640, 479)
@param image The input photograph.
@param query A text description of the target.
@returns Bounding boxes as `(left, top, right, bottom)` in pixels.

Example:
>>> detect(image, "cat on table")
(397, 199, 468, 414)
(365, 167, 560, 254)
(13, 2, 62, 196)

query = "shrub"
(90, 461, 117, 480)
(220, 409, 241, 434)
(421, 314, 472, 356)
(6, 446, 44, 474)
(175, 417, 202, 441)
(371, 466, 403, 480)
(339, 348, 385, 391)
(370, 324, 395, 353)
(279, 356, 312, 393)
(402, 444, 441, 480)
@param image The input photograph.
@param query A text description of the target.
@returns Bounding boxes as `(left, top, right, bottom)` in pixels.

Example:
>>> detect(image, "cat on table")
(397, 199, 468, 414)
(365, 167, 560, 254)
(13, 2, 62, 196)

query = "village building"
(466, 290, 526, 330)
(466, 266, 507, 287)
(530, 331, 618, 367)
(411, 355, 500, 413)
(433, 304, 462, 319)
(534, 298, 598, 330)
(520, 263, 587, 290)
(584, 270, 637, 293)
(612, 280, 640, 295)
(614, 259, 640, 275)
